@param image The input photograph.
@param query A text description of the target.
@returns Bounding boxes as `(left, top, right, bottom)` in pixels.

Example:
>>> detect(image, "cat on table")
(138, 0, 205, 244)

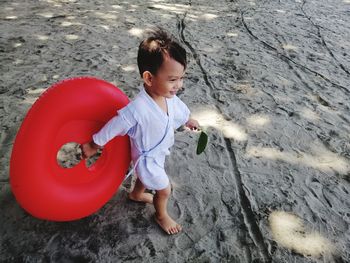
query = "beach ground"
(1, 0, 349, 262)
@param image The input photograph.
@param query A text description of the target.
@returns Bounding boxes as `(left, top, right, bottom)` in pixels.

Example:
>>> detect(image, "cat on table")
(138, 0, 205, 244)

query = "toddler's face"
(150, 57, 185, 98)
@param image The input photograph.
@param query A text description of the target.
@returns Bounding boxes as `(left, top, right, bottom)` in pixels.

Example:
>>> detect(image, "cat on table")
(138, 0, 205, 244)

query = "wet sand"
(1, 0, 349, 262)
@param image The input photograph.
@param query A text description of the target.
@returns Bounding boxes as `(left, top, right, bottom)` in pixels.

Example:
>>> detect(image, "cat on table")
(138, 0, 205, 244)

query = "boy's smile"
(144, 56, 185, 100)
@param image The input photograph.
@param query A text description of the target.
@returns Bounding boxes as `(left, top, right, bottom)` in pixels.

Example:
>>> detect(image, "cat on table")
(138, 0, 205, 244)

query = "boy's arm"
(93, 113, 133, 146)
(81, 112, 134, 158)
(173, 96, 191, 129)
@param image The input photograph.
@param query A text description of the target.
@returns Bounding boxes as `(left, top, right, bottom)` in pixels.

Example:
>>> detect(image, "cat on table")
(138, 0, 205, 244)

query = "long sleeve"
(93, 106, 137, 147)
(173, 96, 190, 129)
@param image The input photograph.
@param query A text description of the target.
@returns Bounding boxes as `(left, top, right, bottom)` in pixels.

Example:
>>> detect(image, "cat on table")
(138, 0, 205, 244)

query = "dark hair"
(137, 28, 187, 77)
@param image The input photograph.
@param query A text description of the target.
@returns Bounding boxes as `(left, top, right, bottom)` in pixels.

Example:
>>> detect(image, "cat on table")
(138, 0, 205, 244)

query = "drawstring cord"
(124, 119, 170, 180)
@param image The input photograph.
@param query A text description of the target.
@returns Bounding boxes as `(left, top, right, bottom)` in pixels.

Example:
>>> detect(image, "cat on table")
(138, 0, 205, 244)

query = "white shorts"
(135, 157, 169, 190)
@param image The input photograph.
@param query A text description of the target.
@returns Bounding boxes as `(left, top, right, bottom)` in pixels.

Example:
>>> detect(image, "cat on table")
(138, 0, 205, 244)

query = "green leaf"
(196, 131, 208, 155)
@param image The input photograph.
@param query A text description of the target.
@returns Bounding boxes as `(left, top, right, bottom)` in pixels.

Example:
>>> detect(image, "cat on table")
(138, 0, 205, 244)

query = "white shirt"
(92, 86, 190, 189)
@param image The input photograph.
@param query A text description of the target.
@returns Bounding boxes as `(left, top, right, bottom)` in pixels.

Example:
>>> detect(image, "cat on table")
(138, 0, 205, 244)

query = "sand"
(1, 0, 349, 262)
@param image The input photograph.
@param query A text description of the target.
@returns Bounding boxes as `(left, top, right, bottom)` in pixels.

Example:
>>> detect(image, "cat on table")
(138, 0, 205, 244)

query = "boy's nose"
(176, 81, 183, 90)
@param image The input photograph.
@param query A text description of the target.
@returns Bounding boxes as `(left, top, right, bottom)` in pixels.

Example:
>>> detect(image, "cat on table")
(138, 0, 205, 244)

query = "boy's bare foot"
(128, 192, 154, 204)
(155, 214, 182, 235)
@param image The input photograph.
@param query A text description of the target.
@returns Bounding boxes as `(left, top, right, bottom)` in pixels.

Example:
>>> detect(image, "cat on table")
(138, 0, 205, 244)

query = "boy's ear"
(142, 71, 153, 87)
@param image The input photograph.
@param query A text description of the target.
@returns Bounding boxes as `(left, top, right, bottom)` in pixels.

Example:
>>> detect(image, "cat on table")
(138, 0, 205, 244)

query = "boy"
(82, 28, 199, 235)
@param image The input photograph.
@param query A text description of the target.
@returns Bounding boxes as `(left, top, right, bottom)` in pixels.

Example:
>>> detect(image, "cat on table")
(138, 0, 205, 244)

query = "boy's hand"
(185, 118, 200, 131)
(80, 141, 102, 159)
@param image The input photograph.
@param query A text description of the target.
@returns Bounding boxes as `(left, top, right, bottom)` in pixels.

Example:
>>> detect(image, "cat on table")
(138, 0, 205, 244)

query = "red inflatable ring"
(10, 77, 131, 221)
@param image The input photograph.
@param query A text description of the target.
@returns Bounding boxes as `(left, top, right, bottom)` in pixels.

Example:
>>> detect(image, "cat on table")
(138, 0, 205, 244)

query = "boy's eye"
(169, 76, 185, 82)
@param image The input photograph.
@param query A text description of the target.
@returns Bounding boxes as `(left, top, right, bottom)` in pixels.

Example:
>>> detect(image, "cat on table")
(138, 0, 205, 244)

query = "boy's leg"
(128, 178, 153, 204)
(154, 185, 182, 235)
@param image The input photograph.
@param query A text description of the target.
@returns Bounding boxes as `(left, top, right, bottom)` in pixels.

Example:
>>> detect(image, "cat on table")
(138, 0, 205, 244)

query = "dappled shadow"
(269, 211, 335, 258)
(246, 143, 349, 175)
(192, 107, 248, 141)
(192, 105, 349, 175)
